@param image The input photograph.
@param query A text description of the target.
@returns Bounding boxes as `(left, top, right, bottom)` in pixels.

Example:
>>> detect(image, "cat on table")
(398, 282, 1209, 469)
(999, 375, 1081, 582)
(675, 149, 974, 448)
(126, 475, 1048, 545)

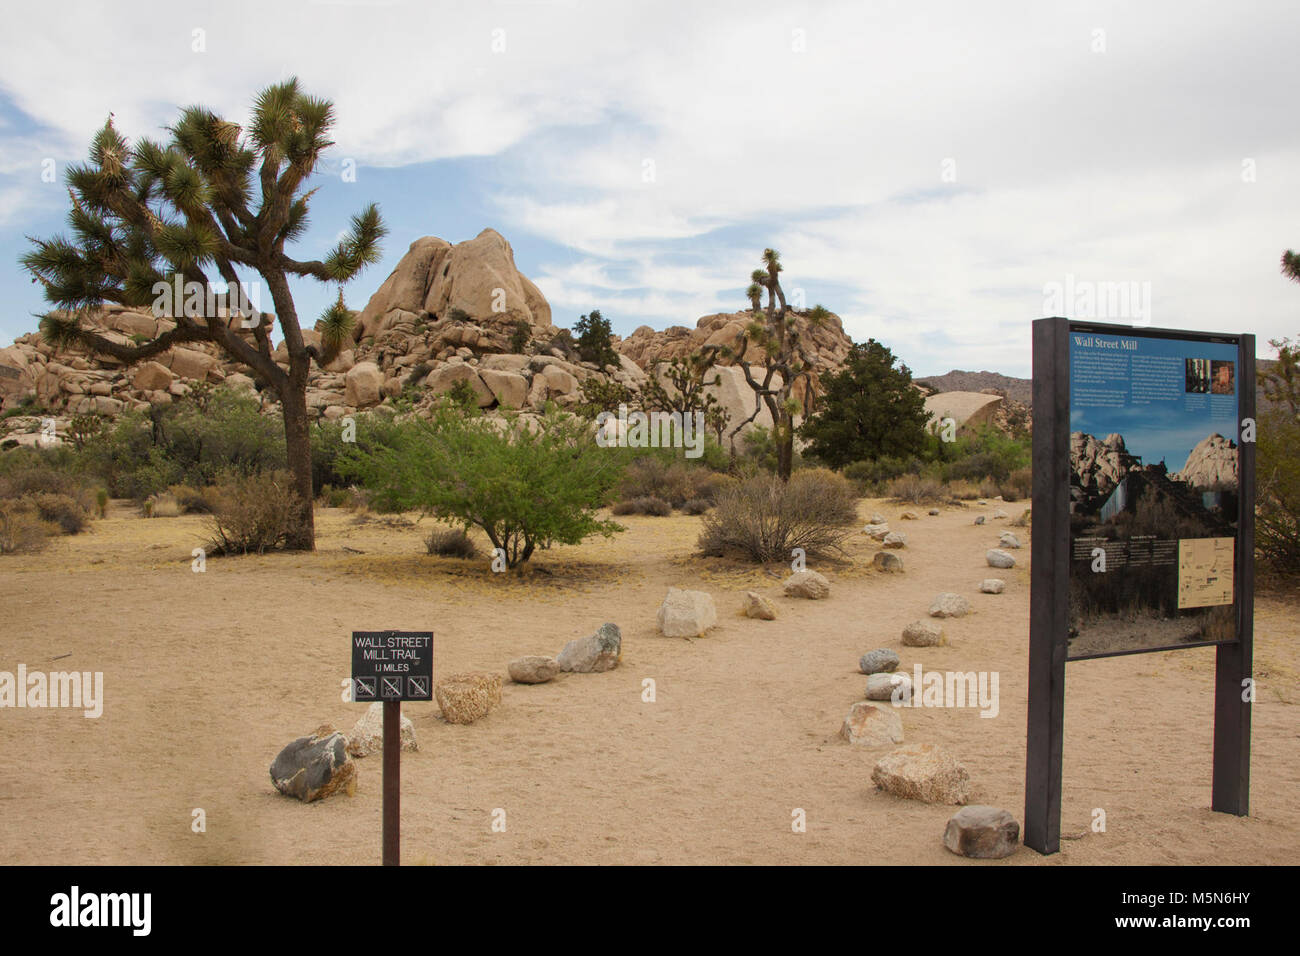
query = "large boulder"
(872, 744, 971, 804)
(269, 724, 357, 802)
(478, 368, 529, 409)
(344, 361, 384, 408)
(165, 347, 219, 381)
(425, 364, 494, 407)
(346, 702, 418, 757)
(557, 622, 623, 672)
(424, 228, 551, 327)
(657, 588, 717, 637)
(131, 361, 173, 392)
(435, 672, 503, 724)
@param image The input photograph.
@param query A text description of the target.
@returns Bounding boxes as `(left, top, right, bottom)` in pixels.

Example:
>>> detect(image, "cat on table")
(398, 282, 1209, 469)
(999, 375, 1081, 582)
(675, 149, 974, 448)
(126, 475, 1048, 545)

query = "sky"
(1, 0, 1298, 379)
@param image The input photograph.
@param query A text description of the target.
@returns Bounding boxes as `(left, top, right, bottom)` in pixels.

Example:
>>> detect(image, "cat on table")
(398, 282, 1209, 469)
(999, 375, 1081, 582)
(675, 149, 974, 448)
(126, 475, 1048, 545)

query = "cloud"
(2, 0, 1299, 372)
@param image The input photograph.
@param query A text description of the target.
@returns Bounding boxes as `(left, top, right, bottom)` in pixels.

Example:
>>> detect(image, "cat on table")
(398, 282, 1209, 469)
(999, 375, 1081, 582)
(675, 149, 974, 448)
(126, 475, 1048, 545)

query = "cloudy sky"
(2, 0, 1297, 377)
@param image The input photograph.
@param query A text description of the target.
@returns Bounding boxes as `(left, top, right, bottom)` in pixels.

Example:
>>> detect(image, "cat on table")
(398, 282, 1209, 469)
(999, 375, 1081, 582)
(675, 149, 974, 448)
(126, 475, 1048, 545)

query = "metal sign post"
(351, 630, 433, 867)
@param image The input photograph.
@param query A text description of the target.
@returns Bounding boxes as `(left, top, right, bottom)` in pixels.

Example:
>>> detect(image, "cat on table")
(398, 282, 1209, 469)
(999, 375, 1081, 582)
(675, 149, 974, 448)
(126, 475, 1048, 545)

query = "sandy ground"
(1, 498, 1297, 866)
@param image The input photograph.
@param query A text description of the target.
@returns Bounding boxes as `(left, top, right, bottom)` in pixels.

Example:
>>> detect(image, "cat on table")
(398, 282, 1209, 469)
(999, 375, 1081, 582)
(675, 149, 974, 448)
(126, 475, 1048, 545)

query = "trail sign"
(351, 631, 433, 702)
(351, 629, 433, 868)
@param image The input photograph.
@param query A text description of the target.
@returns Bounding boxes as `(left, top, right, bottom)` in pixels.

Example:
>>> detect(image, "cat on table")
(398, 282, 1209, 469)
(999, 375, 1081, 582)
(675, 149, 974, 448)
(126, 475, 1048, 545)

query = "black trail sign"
(351, 631, 433, 702)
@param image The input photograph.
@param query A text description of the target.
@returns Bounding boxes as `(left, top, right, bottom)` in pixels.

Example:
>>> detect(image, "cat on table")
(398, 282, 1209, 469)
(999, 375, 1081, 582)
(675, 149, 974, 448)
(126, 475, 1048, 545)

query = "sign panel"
(1066, 324, 1242, 659)
(351, 631, 433, 702)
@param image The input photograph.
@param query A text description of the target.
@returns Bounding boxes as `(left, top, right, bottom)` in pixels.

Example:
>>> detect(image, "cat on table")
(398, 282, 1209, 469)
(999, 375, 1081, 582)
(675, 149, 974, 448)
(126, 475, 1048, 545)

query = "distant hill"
(915, 370, 1032, 405)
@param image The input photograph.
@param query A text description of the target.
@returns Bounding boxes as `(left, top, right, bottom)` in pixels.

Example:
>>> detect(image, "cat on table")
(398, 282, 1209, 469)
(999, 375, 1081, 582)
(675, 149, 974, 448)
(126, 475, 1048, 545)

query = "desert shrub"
(317, 484, 353, 508)
(142, 492, 180, 518)
(425, 526, 479, 559)
(79, 389, 284, 498)
(978, 478, 1002, 499)
(612, 495, 672, 516)
(0, 463, 95, 510)
(204, 471, 303, 555)
(698, 468, 859, 562)
(800, 339, 930, 468)
(445, 307, 470, 323)
(508, 320, 531, 354)
(888, 474, 944, 504)
(573, 309, 618, 367)
(577, 377, 636, 421)
(0, 501, 52, 554)
(938, 425, 1031, 484)
(95, 488, 109, 518)
(405, 362, 433, 386)
(169, 484, 222, 514)
(618, 453, 729, 507)
(842, 456, 921, 495)
(944, 479, 982, 500)
(340, 405, 623, 568)
(682, 498, 711, 515)
(1257, 404, 1300, 574)
(27, 493, 90, 534)
(999, 466, 1033, 502)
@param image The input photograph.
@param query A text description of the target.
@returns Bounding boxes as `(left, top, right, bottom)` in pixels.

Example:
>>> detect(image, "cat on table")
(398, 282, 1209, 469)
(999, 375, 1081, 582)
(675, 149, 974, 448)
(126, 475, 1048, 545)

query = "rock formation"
(1173, 434, 1238, 489)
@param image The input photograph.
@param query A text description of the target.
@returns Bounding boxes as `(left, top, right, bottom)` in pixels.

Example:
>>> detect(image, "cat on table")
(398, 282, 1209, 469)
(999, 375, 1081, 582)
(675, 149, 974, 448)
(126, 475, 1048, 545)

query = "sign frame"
(1025, 317, 1254, 854)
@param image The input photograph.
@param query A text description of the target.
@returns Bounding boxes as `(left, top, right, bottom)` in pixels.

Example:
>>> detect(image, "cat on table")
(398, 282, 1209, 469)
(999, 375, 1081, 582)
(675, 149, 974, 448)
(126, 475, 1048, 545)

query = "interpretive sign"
(1066, 327, 1244, 658)
(1025, 318, 1254, 855)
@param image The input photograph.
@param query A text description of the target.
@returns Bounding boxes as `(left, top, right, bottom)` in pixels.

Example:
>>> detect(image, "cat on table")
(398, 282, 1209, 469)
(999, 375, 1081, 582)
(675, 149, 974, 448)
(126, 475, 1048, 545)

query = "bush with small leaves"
(27, 493, 89, 534)
(424, 526, 479, 558)
(204, 471, 304, 555)
(612, 496, 672, 516)
(698, 467, 859, 562)
(888, 474, 944, 504)
(0, 501, 53, 554)
(682, 498, 712, 515)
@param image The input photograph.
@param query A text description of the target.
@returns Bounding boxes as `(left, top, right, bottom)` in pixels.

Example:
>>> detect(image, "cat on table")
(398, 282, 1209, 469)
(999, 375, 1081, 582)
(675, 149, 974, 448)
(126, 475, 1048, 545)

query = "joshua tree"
(20, 78, 385, 549)
(728, 248, 829, 480)
(642, 347, 724, 418)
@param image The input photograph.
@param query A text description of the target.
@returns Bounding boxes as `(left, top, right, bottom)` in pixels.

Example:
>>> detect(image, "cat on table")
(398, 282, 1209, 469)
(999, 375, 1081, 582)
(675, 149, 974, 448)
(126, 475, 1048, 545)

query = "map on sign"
(351, 631, 433, 702)
(1178, 537, 1235, 609)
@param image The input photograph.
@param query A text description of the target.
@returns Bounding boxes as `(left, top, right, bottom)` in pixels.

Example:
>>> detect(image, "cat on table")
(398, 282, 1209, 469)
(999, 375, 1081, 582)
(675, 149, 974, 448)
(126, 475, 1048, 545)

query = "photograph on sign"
(1067, 327, 1240, 658)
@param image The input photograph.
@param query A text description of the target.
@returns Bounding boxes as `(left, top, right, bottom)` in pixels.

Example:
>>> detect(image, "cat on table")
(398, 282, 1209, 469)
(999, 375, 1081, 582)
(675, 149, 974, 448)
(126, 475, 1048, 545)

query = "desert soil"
(1, 499, 1297, 865)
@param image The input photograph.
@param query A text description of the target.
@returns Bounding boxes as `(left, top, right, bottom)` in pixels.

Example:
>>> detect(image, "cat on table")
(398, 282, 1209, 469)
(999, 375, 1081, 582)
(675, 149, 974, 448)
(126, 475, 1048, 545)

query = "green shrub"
(698, 468, 858, 562)
(573, 309, 618, 367)
(340, 405, 623, 568)
(509, 320, 531, 354)
(204, 471, 303, 555)
(612, 495, 672, 516)
(842, 456, 921, 495)
(424, 526, 479, 558)
(95, 488, 109, 518)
